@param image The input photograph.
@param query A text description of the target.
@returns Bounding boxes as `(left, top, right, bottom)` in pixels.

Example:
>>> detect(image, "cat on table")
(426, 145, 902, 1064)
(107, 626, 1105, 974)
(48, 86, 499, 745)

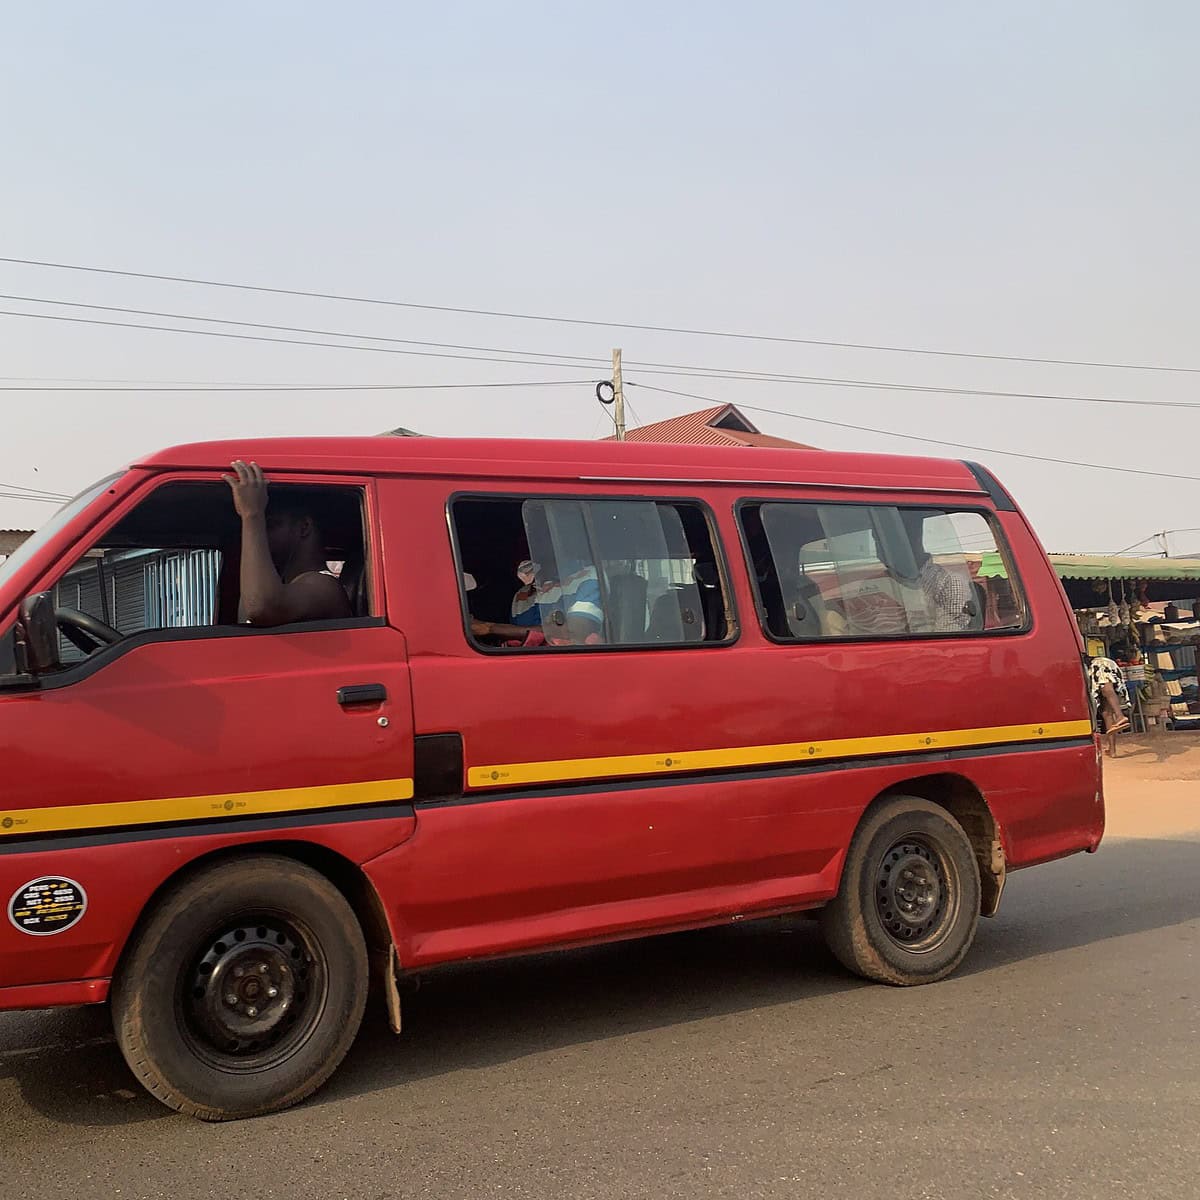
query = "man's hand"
(470, 618, 493, 638)
(222, 460, 269, 520)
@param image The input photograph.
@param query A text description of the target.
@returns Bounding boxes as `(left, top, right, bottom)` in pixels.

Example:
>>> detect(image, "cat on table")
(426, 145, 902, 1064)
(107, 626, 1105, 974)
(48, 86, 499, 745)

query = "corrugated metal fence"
(55, 548, 221, 661)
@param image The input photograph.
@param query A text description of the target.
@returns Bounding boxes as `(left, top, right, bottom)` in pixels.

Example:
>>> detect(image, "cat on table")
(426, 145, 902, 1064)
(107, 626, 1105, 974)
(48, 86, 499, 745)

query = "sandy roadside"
(1100, 733, 1200, 839)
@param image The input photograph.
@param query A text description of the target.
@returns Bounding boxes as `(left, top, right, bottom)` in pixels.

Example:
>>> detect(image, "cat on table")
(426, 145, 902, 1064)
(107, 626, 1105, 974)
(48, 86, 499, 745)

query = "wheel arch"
(113, 840, 399, 1016)
(869, 772, 1006, 916)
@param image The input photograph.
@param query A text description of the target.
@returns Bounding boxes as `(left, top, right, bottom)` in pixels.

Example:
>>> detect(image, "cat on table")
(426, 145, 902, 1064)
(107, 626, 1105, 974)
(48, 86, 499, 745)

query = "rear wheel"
(112, 854, 368, 1120)
(820, 796, 981, 985)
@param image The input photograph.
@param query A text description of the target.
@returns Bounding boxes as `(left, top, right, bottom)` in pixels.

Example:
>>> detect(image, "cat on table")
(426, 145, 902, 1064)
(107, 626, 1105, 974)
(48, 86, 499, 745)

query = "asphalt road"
(1, 754, 1197, 1200)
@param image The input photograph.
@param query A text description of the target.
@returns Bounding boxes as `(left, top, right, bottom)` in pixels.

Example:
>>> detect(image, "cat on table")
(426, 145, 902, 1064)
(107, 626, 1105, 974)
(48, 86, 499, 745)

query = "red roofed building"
(605, 403, 814, 449)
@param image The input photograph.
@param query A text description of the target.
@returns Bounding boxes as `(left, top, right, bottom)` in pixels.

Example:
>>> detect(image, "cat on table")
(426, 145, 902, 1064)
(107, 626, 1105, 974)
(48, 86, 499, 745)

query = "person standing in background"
(1090, 652, 1131, 758)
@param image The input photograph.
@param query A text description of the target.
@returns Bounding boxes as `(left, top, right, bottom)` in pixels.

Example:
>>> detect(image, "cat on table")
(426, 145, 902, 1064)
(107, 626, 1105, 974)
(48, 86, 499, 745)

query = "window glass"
(453, 497, 729, 649)
(54, 548, 222, 662)
(0, 474, 119, 585)
(30, 479, 369, 669)
(745, 502, 1024, 641)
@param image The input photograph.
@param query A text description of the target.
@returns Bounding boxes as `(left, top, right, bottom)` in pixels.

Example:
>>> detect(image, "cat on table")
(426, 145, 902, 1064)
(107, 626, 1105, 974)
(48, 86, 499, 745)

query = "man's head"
(264, 494, 325, 573)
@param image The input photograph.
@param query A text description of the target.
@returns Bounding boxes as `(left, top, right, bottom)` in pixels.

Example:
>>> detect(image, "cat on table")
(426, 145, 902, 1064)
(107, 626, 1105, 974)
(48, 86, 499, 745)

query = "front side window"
(741, 502, 1026, 642)
(0, 474, 120, 587)
(452, 496, 732, 649)
(53, 547, 224, 663)
(22, 479, 369, 671)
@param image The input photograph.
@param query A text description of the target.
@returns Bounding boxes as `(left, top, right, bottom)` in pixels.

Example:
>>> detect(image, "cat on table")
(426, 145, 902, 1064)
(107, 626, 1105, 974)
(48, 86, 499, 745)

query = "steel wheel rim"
(179, 913, 328, 1073)
(874, 834, 959, 954)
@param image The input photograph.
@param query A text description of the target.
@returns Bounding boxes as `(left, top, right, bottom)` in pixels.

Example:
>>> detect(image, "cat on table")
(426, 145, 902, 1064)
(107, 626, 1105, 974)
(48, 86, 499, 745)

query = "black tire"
(112, 854, 368, 1120)
(820, 796, 981, 986)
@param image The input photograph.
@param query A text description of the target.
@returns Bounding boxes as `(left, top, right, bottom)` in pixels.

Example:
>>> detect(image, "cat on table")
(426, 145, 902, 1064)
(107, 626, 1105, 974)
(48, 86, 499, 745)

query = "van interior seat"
(647, 587, 705, 643)
(606, 571, 649, 642)
(692, 561, 726, 640)
(333, 544, 369, 618)
(967, 581, 987, 631)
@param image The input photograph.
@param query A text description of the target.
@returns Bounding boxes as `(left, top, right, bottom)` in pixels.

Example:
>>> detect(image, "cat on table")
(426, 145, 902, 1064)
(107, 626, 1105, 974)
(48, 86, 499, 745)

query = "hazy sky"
(3, 3, 1198, 554)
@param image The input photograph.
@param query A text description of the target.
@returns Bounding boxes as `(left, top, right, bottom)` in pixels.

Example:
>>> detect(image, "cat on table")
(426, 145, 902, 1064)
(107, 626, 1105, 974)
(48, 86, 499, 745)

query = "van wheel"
(819, 796, 980, 986)
(112, 854, 368, 1120)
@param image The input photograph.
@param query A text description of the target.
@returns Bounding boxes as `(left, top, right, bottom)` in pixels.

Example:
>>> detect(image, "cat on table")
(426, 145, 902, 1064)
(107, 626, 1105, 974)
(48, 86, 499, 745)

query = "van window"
(33, 480, 370, 668)
(741, 502, 1026, 641)
(53, 547, 225, 662)
(0, 474, 119, 585)
(452, 496, 731, 648)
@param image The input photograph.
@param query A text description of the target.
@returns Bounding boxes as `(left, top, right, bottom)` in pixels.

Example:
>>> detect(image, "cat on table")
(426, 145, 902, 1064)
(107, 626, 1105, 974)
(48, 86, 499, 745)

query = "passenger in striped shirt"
(511, 559, 605, 644)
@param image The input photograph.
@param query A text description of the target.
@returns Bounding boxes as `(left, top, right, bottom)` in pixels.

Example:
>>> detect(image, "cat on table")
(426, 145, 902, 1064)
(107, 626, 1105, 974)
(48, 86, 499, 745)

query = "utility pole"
(612, 347, 626, 441)
(1160, 530, 1171, 558)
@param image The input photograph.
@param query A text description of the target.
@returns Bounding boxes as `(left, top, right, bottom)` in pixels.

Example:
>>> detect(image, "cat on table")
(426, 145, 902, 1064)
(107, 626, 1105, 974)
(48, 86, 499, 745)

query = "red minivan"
(0, 437, 1102, 1119)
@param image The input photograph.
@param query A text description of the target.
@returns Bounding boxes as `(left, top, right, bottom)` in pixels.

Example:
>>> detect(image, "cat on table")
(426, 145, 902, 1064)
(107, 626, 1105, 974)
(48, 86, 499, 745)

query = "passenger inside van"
(891, 509, 974, 634)
(510, 557, 605, 645)
(452, 494, 729, 649)
(224, 461, 352, 627)
(464, 571, 544, 645)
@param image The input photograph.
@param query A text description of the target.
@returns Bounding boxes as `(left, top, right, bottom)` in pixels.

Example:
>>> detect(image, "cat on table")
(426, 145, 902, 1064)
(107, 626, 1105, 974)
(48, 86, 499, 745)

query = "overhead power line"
(3, 295, 1199, 409)
(0, 292, 609, 368)
(0, 491, 66, 505)
(1112, 527, 1200, 556)
(0, 481, 71, 500)
(0, 378, 600, 393)
(1113, 534, 1162, 555)
(631, 382, 1200, 485)
(3, 254, 1198, 375)
(0, 308, 605, 373)
(0, 373, 591, 387)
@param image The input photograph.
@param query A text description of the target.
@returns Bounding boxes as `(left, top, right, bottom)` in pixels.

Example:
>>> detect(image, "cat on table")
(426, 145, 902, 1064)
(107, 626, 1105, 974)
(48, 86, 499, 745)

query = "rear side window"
(452, 496, 733, 649)
(740, 502, 1026, 641)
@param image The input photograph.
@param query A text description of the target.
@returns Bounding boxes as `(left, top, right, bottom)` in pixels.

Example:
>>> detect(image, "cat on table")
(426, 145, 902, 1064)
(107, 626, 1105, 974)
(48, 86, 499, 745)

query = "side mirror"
(17, 592, 60, 674)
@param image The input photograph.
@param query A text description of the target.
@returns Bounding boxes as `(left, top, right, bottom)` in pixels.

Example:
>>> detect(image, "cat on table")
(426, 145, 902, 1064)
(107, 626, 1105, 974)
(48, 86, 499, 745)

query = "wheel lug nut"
(259, 964, 269, 974)
(267, 987, 278, 998)
(226, 994, 238, 1006)
(246, 1006, 258, 1017)
(233, 966, 244, 978)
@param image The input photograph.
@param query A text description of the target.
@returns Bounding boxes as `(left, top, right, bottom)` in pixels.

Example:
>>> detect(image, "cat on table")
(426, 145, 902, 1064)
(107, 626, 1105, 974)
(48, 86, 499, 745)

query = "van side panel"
(375, 477, 1100, 965)
(364, 740, 1098, 968)
(0, 814, 415, 998)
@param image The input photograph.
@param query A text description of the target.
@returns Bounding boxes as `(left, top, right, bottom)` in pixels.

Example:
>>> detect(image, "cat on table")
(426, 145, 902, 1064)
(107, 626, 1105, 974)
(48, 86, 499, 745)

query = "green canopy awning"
(977, 552, 1200, 582)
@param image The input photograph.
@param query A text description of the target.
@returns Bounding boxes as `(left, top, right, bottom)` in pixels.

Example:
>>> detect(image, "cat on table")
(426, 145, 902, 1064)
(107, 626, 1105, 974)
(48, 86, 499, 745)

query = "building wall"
(0, 531, 32, 558)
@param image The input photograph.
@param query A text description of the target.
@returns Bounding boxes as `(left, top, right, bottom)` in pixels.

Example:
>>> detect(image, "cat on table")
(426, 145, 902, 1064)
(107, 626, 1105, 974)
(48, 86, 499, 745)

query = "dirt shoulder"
(1101, 733, 1200, 839)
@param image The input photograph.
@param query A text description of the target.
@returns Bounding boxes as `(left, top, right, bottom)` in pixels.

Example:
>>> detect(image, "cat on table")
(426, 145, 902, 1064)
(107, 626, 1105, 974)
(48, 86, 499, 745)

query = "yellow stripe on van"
(0, 777, 415, 840)
(466, 720, 1094, 789)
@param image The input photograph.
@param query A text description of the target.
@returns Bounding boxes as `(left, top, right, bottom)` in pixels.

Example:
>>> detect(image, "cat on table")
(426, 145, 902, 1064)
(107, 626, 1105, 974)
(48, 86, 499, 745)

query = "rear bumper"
(0, 977, 109, 1012)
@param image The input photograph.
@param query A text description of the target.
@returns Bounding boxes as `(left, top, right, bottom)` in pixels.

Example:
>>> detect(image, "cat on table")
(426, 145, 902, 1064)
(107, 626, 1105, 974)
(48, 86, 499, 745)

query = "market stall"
(977, 551, 1200, 731)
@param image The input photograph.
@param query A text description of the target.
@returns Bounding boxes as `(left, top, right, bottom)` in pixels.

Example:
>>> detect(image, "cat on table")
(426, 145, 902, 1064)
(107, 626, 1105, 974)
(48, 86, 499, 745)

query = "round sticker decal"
(8, 877, 88, 936)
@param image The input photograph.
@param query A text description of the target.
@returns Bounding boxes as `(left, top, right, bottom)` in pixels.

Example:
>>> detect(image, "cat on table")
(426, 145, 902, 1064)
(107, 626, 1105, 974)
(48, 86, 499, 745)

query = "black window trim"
(962, 461, 1017, 512)
(446, 489, 741, 655)
(734, 496, 1033, 646)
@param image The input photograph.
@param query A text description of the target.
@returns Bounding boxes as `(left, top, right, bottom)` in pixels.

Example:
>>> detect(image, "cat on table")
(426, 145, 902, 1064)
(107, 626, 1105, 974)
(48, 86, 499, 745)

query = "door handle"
(337, 683, 388, 707)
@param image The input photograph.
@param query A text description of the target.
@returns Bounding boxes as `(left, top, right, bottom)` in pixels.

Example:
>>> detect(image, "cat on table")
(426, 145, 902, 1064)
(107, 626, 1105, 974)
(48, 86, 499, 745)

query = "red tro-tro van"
(0, 437, 1102, 1119)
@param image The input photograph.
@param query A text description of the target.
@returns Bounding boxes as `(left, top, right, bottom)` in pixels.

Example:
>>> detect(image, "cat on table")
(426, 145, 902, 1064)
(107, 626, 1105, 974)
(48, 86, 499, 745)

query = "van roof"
(133, 437, 990, 497)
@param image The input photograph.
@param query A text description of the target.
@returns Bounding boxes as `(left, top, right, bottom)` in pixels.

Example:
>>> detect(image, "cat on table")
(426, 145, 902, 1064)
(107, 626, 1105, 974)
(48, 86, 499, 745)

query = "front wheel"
(112, 854, 368, 1120)
(820, 796, 981, 985)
